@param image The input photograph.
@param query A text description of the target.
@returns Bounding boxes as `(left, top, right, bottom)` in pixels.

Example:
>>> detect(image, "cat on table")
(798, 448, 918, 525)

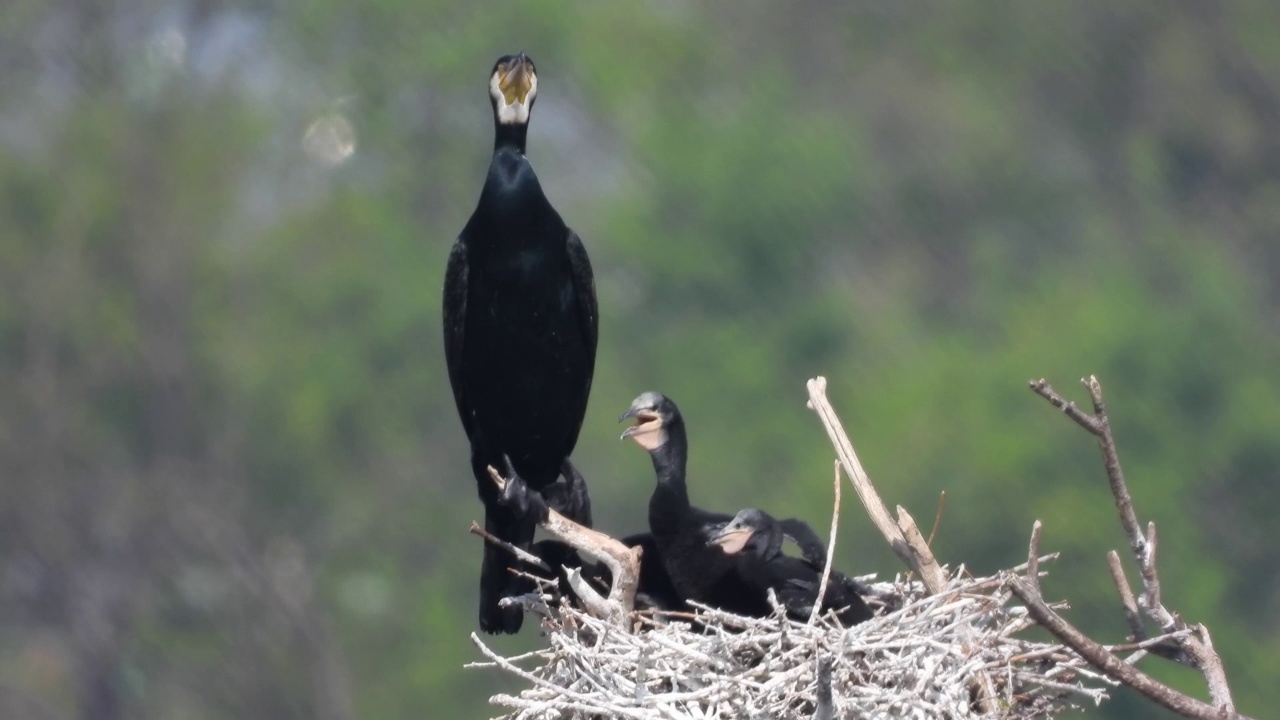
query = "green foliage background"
(1, 2, 1278, 718)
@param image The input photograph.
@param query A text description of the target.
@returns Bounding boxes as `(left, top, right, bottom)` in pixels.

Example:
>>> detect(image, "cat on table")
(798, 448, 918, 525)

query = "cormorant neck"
(649, 420, 690, 508)
(756, 524, 784, 561)
(494, 121, 529, 154)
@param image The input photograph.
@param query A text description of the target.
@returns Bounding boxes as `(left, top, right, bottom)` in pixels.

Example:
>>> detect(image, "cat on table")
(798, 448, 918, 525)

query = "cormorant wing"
(565, 229, 598, 388)
(771, 565, 823, 615)
(778, 517, 829, 570)
(442, 240, 472, 439)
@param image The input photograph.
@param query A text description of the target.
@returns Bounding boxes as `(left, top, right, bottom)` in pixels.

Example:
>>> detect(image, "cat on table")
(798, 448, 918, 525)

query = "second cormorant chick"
(709, 508, 873, 626)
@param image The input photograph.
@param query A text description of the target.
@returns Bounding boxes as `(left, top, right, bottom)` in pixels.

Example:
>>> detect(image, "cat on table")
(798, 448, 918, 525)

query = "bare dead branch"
(895, 506, 946, 594)
(1007, 576, 1251, 720)
(483, 465, 642, 627)
(1025, 521, 1043, 596)
(1080, 376, 1147, 566)
(469, 521, 553, 573)
(808, 461, 841, 625)
(806, 376, 947, 594)
(1028, 378, 1103, 436)
(1106, 550, 1143, 642)
(1145, 521, 1162, 610)
(1106, 629, 1193, 654)
(1031, 375, 1240, 714)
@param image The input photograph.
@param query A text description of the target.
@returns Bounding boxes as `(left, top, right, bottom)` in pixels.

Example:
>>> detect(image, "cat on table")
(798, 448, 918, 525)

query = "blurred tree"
(0, 1, 1277, 718)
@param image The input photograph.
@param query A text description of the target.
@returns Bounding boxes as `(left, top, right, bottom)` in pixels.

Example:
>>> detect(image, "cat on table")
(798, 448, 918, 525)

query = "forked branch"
(1027, 376, 1247, 719)
(1007, 576, 1244, 720)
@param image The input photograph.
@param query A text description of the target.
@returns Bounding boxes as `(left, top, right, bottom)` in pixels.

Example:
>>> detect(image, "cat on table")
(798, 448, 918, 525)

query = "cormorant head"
(489, 52, 538, 126)
(708, 508, 775, 554)
(619, 391, 679, 451)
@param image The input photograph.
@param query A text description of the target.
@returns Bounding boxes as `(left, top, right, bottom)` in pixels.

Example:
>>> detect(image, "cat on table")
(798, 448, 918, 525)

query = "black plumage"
(619, 392, 774, 617)
(615, 532, 684, 612)
(443, 52, 598, 634)
(709, 508, 873, 626)
(494, 479, 680, 614)
(621, 391, 872, 624)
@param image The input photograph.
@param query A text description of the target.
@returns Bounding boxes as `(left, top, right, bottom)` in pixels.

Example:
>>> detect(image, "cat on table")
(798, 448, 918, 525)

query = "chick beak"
(618, 406, 641, 439)
(708, 526, 753, 554)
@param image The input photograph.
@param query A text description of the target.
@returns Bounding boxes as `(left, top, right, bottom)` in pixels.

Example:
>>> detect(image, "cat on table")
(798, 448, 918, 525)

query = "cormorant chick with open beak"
(620, 392, 773, 617)
(710, 508, 873, 626)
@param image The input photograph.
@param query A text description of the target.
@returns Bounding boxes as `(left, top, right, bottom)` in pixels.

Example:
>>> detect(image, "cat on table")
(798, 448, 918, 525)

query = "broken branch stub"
(806, 376, 947, 594)
(483, 465, 642, 627)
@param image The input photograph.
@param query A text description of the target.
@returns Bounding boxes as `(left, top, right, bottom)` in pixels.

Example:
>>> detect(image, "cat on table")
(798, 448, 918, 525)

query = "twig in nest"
(814, 656, 834, 720)
(1025, 520, 1043, 596)
(809, 461, 841, 625)
(806, 376, 947, 594)
(473, 568, 1112, 719)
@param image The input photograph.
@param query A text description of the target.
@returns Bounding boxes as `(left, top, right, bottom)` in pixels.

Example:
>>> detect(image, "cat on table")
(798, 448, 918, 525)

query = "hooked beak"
(618, 404, 641, 439)
(498, 52, 533, 106)
(708, 525, 753, 554)
(618, 407, 659, 440)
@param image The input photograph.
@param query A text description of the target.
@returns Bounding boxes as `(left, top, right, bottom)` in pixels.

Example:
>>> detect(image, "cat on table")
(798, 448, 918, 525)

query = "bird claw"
(497, 455, 549, 523)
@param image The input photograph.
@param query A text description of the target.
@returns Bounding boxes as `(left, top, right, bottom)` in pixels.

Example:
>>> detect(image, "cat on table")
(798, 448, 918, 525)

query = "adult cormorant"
(709, 508, 873, 626)
(443, 52, 599, 634)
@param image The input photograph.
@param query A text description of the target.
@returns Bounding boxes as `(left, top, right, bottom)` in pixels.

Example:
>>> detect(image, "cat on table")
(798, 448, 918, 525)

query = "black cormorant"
(612, 532, 684, 612)
(709, 508, 873, 626)
(620, 392, 773, 617)
(443, 52, 598, 634)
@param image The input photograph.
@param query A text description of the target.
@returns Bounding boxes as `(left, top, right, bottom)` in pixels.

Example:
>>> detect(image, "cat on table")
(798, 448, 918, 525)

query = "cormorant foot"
(497, 455, 550, 523)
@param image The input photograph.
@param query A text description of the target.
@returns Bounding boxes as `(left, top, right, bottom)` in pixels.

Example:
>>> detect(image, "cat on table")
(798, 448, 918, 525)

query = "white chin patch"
(490, 72, 537, 125)
(496, 101, 530, 125)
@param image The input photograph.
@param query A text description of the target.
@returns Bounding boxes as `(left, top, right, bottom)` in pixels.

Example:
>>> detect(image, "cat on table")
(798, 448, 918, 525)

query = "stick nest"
(469, 563, 1112, 720)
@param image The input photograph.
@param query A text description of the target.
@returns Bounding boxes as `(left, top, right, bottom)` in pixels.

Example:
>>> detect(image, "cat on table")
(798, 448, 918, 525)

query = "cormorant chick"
(709, 508, 873, 626)
(620, 392, 773, 617)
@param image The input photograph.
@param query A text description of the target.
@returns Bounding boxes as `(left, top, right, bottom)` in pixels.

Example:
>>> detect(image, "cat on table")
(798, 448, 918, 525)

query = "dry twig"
(1025, 520, 1043, 596)
(484, 465, 643, 626)
(472, 569, 1110, 719)
(806, 376, 947, 593)
(469, 521, 552, 573)
(808, 461, 841, 625)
